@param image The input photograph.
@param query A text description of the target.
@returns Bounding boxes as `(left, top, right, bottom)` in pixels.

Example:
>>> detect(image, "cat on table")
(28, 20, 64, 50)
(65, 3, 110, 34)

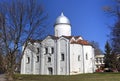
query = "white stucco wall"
(83, 45, 95, 73)
(59, 38, 69, 75)
(55, 24, 71, 37)
(21, 43, 40, 74)
(20, 46, 26, 74)
(21, 37, 95, 75)
(24, 49, 33, 74)
(41, 36, 56, 75)
(70, 44, 83, 74)
(33, 43, 41, 74)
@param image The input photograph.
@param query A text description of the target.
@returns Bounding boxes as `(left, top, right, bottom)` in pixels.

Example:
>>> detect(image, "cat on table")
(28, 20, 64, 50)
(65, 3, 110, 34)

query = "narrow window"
(78, 55, 80, 61)
(27, 57, 30, 64)
(61, 53, 64, 61)
(37, 48, 39, 54)
(36, 56, 39, 62)
(48, 57, 51, 62)
(51, 47, 54, 54)
(45, 47, 48, 54)
(86, 53, 88, 60)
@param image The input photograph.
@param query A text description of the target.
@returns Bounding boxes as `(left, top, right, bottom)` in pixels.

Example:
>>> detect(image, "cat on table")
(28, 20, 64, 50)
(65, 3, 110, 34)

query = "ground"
(15, 73, 120, 81)
(0, 74, 6, 81)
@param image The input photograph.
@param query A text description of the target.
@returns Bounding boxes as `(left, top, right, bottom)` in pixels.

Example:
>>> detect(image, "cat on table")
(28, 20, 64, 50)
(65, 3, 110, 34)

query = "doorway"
(48, 67, 53, 75)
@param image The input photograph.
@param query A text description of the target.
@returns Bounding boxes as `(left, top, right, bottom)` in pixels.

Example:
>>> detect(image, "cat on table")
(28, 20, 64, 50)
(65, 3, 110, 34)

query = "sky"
(40, 0, 115, 51)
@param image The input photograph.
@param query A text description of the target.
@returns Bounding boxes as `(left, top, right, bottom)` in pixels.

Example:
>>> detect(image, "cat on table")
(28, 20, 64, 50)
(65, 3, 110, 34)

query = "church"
(20, 13, 95, 75)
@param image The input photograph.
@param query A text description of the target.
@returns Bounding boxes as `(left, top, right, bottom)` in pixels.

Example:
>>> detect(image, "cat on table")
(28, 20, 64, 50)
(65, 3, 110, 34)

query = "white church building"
(21, 13, 95, 75)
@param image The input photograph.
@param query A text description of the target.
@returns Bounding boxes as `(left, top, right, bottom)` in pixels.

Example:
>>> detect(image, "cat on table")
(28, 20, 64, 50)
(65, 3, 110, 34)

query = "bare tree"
(0, 0, 49, 80)
(103, 0, 120, 71)
(90, 41, 103, 55)
(0, 52, 5, 73)
(103, 0, 120, 54)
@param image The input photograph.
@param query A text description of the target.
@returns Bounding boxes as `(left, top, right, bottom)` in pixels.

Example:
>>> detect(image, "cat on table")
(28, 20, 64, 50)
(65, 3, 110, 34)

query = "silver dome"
(55, 12, 70, 25)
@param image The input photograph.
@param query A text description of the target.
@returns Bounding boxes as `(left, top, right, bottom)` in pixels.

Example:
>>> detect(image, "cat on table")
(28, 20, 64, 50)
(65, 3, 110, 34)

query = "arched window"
(37, 48, 39, 54)
(36, 56, 39, 62)
(61, 53, 64, 61)
(45, 47, 48, 54)
(48, 57, 51, 62)
(51, 47, 54, 54)
(27, 57, 30, 64)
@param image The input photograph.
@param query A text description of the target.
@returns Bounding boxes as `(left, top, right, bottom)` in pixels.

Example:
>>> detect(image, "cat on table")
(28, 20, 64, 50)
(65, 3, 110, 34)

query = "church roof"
(55, 12, 70, 25)
(62, 36, 91, 45)
(74, 36, 81, 40)
(71, 40, 90, 45)
(28, 39, 42, 43)
(49, 35, 59, 40)
(28, 35, 91, 46)
(79, 40, 90, 45)
(62, 36, 73, 40)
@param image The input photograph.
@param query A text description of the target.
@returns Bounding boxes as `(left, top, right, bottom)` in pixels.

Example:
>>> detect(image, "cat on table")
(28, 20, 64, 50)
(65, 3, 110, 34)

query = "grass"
(15, 73, 120, 81)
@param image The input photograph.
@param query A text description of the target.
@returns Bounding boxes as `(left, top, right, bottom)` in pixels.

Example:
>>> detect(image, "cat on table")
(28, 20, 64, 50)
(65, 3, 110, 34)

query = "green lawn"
(15, 73, 120, 81)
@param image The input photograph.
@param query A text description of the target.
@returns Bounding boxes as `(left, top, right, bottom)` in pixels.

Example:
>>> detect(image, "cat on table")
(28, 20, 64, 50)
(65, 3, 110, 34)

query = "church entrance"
(48, 67, 53, 75)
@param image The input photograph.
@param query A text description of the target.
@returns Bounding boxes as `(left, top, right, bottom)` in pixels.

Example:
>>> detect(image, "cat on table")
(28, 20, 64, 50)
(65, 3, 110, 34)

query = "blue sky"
(40, 0, 115, 51)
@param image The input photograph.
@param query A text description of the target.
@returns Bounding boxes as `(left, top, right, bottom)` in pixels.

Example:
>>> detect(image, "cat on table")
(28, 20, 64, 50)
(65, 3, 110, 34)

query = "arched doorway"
(48, 67, 53, 75)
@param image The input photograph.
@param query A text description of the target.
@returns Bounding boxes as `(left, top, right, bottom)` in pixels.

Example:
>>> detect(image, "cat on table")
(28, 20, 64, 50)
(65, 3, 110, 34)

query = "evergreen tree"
(104, 41, 117, 70)
(104, 41, 112, 68)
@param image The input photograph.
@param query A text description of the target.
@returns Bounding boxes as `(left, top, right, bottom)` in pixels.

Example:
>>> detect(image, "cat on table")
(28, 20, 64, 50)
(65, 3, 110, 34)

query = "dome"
(55, 12, 70, 25)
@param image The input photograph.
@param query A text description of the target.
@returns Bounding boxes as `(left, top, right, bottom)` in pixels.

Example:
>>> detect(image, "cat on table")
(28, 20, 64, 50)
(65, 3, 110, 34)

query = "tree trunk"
(7, 69, 14, 81)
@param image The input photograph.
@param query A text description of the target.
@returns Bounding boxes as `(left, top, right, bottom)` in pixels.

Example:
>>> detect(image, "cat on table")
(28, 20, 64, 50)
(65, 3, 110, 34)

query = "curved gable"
(41, 36, 56, 47)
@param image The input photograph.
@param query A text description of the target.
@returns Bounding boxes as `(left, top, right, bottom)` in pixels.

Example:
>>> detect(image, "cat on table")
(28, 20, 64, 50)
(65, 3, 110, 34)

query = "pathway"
(0, 74, 7, 81)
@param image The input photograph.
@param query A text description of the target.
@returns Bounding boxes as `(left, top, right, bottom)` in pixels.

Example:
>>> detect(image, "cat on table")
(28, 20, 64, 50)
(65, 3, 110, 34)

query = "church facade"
(21, 13, 95, 75)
